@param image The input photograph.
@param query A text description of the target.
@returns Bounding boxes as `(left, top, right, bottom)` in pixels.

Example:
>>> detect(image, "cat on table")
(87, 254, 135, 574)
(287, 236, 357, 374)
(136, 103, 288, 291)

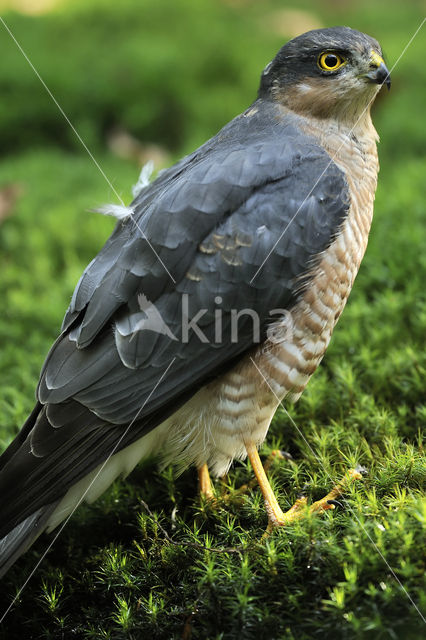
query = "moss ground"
(0, 1, 425, 638)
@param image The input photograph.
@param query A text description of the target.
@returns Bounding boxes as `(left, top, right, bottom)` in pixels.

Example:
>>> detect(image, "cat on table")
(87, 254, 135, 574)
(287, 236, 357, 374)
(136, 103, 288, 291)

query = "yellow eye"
(318, 52, 345, 71)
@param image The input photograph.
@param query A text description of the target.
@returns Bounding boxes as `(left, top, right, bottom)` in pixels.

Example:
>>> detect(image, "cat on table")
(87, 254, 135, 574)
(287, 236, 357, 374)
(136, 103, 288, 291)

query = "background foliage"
(0, 0, 425, 638)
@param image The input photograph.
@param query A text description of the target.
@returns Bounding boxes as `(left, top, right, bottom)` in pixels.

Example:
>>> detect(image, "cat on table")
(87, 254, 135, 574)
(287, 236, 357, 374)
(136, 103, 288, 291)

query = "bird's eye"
(318, 52, 345, 71)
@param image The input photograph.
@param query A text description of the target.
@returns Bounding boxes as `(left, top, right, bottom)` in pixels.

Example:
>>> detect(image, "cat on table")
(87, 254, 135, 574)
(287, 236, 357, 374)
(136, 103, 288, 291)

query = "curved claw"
(245, 440, 364, 532)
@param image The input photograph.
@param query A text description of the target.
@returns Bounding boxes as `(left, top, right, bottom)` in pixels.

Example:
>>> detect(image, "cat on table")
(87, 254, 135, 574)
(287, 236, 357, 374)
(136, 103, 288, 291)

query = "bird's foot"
(245, 440, 363, 533)
(264, 468, 363, 534)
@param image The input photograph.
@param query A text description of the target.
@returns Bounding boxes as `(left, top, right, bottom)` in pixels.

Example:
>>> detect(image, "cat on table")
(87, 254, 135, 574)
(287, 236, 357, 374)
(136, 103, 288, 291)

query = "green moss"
(0, 1, 425, 638)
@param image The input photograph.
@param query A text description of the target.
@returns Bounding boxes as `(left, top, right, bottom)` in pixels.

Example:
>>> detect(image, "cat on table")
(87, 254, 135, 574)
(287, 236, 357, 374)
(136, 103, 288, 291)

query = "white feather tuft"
(132, 160, 154, 198)
(94, 204, 134, 220)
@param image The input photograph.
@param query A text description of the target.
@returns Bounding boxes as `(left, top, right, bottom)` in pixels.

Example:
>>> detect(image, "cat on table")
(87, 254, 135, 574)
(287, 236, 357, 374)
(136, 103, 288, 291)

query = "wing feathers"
(0, 100, 350, 558)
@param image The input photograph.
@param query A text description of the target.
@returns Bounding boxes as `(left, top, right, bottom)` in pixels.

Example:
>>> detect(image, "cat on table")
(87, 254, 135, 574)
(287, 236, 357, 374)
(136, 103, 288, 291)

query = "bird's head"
(259, 27, 390, 124)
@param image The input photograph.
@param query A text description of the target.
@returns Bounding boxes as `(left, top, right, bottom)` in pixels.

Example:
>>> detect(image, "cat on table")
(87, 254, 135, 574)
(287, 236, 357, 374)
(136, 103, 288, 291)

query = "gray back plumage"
(0, 98, 350, 553)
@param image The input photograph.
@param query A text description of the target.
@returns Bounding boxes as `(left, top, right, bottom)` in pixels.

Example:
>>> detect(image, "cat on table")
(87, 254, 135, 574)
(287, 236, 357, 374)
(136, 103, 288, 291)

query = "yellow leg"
(198, 463, 214, 500)
(245, 441, 363, 530)
(222, 449, 290, 500)
(245, 441, 289, 526)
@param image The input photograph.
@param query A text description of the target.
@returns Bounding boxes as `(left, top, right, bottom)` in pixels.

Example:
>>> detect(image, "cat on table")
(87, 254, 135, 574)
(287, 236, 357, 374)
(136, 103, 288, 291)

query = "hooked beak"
(366, 52, 391, 90)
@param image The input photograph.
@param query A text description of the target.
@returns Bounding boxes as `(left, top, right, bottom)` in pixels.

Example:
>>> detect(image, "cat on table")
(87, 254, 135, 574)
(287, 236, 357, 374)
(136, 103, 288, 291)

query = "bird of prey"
(0, 26, 390, 576)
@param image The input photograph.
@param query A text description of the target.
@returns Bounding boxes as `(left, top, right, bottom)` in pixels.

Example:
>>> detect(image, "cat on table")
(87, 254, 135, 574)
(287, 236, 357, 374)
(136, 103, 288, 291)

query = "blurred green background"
(0, 1, 425, 638)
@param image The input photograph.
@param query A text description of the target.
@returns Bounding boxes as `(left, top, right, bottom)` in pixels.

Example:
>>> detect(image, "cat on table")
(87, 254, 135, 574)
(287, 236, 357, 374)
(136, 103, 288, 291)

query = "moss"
(0, 1, 425, 638)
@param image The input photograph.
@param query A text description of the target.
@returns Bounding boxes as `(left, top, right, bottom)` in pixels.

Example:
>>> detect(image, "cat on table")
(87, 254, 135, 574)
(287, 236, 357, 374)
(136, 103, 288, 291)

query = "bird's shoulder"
(36, 100, 351, 416)
(64, 98, 346, 340)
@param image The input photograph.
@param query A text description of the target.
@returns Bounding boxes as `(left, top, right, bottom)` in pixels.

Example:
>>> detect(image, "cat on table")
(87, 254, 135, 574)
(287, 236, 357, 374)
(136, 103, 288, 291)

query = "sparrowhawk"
(0, 26, 390, 576)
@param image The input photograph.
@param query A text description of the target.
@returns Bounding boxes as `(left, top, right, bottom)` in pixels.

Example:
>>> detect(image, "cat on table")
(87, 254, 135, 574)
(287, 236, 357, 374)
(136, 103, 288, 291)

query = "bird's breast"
(252, 114, 379, 402)
(156, 118, 379, 477)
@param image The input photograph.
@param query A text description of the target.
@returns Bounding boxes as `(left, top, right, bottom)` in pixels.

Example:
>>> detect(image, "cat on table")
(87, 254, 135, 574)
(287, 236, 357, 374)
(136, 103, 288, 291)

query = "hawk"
(0, 27, 390, 576)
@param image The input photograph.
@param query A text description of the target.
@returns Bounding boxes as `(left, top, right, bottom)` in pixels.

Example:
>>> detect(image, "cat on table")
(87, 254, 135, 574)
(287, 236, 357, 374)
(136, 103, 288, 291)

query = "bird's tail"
(0, 501, 59, 578)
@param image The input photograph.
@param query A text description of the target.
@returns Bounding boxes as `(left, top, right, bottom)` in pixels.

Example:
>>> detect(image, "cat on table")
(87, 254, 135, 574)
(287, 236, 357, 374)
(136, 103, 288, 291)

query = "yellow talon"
(198, 449, 363, 533)
(245, 439, 363, 531)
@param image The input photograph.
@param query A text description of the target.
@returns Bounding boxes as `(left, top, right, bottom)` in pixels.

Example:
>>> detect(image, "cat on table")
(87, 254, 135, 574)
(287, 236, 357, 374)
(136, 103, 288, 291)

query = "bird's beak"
(366, 51, 391, 90)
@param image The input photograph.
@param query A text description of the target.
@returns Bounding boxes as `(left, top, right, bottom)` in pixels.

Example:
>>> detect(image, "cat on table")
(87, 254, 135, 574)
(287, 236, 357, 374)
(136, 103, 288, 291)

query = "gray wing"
(0, 100, 350, 539)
